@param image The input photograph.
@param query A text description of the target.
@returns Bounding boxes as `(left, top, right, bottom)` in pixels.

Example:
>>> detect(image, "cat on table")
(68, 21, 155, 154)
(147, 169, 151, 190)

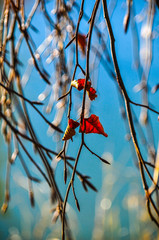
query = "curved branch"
(102, 0, 159, 225)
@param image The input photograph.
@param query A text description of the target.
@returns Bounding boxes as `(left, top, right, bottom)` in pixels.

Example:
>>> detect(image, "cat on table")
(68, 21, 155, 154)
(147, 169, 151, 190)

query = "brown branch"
(62, 143, 83, 240)
(15, 0, 40, 53)
(65, 35, 76, 49)
(130, 99, 159, 115)
(0, 111, 72, 161)
(81, 0, 100, 122)
(10, 0, 51, 85)
(66, 160, 97, 192)
(102, 0, 159, 225)
(17, 135, 51, 187)
(62, 0, 101, 238)
(84, 142, 110, 165)
(0, 81, 63, 133)
(18, 151, 40, 183)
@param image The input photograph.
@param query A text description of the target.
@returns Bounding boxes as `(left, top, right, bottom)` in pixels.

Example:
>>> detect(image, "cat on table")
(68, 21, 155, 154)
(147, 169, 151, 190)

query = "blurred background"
(0, 0, 159, 239)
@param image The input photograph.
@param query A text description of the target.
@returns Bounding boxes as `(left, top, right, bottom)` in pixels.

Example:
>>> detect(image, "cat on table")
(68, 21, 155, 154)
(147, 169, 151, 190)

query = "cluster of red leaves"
(64, 38, 107, 140)
(63, 115, 108, 141)
(71, 79, 97, 101)
(77, 33, 87, 55)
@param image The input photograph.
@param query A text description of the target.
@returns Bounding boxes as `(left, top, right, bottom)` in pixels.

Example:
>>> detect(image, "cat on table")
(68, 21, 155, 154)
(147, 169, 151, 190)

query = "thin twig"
(84, 142, 110, 165)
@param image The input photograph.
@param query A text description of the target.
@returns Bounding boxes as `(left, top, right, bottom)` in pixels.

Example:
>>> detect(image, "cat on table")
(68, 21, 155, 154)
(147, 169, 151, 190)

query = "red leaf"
(86, 81, 92, 91)
(79, 114, 108, 137)
(77, 33, 86, 55)
(71, 79, 91, 91)
(71, 79, 97, 101)
(77, 79, 85, 91)
(69, 119, 80, 129)
(87, 87, 97, 101)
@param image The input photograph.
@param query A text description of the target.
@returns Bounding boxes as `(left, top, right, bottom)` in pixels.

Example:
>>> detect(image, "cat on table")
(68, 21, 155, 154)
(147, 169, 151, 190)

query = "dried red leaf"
(71, 79, 91, 91)
(79, 114, 108, 137)
(77, 33, 86, 55)
(76, 79, 85, 91)
(69, 119, 80, 129)
(87, 87, 97, 101)
(62, 119, 80, 140)
(86, 81, 92, 91)
(62, 126, 75, 140)
(71, 79, 97, 101)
